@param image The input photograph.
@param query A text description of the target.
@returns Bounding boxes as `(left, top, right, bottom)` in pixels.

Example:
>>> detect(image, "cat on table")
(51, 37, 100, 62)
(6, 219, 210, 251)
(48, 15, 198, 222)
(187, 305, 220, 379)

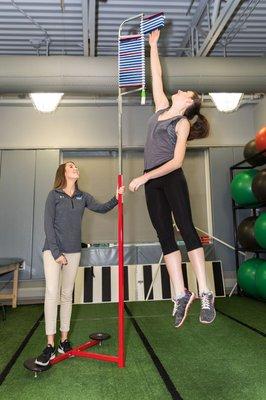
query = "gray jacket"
(43, 188, 118, 259)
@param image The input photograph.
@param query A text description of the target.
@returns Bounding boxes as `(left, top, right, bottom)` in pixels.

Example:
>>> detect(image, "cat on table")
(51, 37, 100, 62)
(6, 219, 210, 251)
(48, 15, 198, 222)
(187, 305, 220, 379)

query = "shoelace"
(201, 294, 211, 310)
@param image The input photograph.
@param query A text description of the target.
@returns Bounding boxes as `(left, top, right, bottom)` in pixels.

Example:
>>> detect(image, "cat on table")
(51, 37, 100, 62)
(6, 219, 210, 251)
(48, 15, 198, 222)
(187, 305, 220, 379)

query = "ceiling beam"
(197, 0, 243, 56)
(88, 0, 96, 56)
(177, 0, 209, 56)
(211, 0, 221, 25)
(81, 0, 89, 56)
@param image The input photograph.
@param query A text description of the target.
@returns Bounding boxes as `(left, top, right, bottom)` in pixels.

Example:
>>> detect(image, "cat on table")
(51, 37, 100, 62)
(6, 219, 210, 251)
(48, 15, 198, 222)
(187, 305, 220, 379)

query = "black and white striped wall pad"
(74, 261, 225, 304)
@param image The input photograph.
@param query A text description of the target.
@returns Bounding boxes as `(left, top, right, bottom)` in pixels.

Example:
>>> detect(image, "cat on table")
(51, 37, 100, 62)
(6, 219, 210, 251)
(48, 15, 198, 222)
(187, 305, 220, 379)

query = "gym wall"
(0, 103, 255, 149)
(0, 99, 263, 299)
(0, 150, 60, 283)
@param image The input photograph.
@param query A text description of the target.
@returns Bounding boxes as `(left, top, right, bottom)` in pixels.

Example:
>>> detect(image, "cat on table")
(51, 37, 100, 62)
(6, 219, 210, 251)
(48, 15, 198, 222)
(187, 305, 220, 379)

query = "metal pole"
(207, 2, 211, 30)
(145, 253, 164, 301)
(117, 14, 144, 367)
(118, 91, 123, 174)
(81, 0, 89, 56)
(117, 15, 124, 367)
(117, 89, 124, 368)
(211, 0, 221, 26)
(230, 167, 241, 295)
(117, 171, 124, 367)
(195, 28, 199, 53)
(191, 27, 195, 56)
(88, 0, 96, 56)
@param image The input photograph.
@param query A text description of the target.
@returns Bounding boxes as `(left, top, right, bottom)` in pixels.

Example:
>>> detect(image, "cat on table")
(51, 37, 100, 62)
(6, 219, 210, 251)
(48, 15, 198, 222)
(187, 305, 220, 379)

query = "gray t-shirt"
(144, 108, 185, 170)
(43, 188, 118, 259)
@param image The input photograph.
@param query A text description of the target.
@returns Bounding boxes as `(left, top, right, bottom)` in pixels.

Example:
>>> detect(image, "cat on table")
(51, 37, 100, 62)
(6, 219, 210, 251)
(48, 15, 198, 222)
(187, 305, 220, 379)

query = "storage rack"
(230, 149, 266, 293)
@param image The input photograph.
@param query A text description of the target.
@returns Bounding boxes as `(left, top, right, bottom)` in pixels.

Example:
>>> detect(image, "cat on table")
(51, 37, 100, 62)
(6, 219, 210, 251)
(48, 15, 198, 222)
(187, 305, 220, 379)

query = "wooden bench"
(0, 258, 23, 308)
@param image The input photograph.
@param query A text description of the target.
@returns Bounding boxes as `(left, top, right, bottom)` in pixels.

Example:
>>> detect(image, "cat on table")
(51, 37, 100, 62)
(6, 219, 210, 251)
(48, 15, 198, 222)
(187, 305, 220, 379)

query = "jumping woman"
(36, 161, 124, 366)
(129, 29, 216, 328)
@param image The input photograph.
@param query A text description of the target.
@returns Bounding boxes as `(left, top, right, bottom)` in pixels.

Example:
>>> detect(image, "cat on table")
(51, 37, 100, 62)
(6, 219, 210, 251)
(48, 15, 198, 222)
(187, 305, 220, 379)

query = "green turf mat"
(127, 300, 266, 400)
(2, 300, 265, 400)
(0, 305, 43, 371)
(0, 303, 169, 400)
(215, 296, 266, 333)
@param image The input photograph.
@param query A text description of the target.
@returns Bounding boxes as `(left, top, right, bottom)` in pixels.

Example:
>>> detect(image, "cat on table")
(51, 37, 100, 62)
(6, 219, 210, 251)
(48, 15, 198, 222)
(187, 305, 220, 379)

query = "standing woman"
(36, 161, 124, 366)
(129, 30, 216, 328)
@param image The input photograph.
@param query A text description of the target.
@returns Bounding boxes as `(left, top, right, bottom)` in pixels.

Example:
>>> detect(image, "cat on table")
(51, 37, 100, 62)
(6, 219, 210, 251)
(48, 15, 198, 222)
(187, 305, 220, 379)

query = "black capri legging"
(144, 166, 202, 255)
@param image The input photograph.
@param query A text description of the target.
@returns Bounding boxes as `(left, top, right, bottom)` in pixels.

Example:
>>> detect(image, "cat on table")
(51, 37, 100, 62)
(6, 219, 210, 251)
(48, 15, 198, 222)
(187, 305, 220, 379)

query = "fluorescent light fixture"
(29, 93, 64, 113)
(209, 93, 243, 112)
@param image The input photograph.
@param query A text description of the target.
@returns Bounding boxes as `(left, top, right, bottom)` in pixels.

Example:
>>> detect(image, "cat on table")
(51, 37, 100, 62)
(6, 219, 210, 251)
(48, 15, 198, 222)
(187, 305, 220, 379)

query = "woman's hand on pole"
(149, 29, 160, 47)
(55, 254, 68, 265)
(116, 185, 125, 200)
(129, 175, 149, 192)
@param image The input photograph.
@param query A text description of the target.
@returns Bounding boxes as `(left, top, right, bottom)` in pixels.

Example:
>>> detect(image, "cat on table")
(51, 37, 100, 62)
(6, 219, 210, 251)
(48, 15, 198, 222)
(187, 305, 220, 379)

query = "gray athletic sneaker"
(199, 291, 216, 324)
(172, 290, 195, 328)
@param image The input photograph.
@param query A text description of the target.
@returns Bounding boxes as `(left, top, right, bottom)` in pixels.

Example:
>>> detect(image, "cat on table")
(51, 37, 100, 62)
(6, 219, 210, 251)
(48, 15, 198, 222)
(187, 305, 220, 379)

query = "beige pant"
(43, 250, 81, 335)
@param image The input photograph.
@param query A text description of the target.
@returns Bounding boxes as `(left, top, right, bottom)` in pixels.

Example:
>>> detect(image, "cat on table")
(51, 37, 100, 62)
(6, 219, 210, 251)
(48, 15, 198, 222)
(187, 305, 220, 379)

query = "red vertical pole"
(117, 174, 125, 368)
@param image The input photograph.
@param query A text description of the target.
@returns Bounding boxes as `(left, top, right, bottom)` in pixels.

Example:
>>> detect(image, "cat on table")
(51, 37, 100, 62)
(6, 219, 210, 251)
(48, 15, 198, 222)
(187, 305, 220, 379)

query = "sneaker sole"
(58, 347, 72, 354)
(35, 353, 55, 367)
(175, 292, 195, 328)
(58, 347, 65, 354)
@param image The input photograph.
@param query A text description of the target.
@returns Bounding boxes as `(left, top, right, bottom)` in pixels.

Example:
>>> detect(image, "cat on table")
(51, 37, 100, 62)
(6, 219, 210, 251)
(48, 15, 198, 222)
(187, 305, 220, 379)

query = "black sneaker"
(35, 344, 56, 366)
(199, 291, 216, 324)
(58, 339, 72, 354)
(172, 290, 195, 328)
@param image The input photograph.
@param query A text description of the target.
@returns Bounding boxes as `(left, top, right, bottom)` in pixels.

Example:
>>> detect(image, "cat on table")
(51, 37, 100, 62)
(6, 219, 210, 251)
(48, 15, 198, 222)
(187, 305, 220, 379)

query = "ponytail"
(183, 92, 210, 140)
(188, 113, 210, 141)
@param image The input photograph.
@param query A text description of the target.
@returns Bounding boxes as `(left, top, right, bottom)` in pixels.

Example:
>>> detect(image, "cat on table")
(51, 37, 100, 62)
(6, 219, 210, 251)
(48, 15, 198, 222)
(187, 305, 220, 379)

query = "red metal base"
(50, 340, 119, 366)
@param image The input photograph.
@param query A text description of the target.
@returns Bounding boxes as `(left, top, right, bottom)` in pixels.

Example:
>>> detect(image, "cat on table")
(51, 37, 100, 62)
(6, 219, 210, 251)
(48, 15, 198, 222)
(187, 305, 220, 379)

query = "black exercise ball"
(243, 140, 266, 166)
(237, 216, 262, 250)
(252, 169, 266, 202)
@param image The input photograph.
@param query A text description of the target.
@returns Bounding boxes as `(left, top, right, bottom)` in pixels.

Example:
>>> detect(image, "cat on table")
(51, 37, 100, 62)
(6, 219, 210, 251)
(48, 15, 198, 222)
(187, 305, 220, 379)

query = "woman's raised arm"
(149, 29, 169, 112)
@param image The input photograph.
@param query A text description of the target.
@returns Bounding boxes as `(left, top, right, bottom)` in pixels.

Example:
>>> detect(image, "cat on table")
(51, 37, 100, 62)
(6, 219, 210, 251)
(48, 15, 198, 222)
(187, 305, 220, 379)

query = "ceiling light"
(29, 93, 64, 113)
(209, 93, 243, 112)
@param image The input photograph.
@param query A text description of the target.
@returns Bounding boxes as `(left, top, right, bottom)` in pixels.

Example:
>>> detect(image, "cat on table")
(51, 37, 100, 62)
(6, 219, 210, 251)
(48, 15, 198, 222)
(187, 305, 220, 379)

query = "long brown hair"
(184, 92, 210, 141)
(53, 161, 79, 190)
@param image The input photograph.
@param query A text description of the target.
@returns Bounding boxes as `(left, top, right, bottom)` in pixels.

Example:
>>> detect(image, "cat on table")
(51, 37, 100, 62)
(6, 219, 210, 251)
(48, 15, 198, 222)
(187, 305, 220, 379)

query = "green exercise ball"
(255, 262, 266, 300)
(254, 212, 266, 249)
(230, 169, 258, 205)
(237, 258, 264, 297)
